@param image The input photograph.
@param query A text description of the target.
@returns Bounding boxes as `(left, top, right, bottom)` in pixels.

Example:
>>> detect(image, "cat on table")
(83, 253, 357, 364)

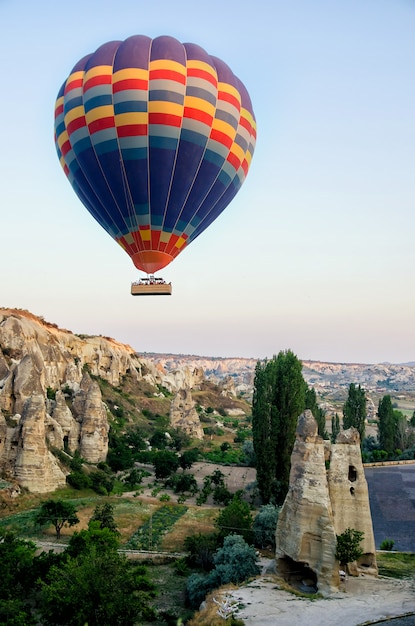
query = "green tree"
(252, 504, 280, 549)
(394, 409, 410, 452)
(215, 494, 253, 543)
(184, 532, 219, 571)
(179, 448, 199, 471)
(38, 544, 156, 625)
(377, 395, 395, 454)
(331, 413, 341, 443)
(152, 449, 180, 479)
(185, 535, 259, 610)
(335, 527, 364, 572)
(305, 387, 327, 439)
(89, 503, 118, 533)
(35, 500, 79, 540)
(0, 532, 38, 625)
(252, 350, 307, 504)
(343, 383, 367, 443)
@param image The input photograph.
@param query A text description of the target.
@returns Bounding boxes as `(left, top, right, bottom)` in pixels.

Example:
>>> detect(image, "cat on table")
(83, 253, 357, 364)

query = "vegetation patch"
(377, 551, 415, 579)
(160, 506, 217, 552)
(126, 504, 188, 550)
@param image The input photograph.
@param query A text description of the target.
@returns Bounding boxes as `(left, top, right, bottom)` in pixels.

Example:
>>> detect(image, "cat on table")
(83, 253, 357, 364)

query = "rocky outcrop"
(0, 308, 221, 491)
(157, 366, 205, 393)
(275, 410, 339, 595)
(0, 310, 142, 491)
(275, 411, 377, 595)
(169, 389, 204, 440)
(328, 428, 377, 576)
(14, 395, 67, 493)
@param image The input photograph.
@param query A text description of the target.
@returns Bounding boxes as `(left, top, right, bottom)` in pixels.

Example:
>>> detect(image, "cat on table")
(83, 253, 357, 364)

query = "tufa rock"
(14, 395, 67, 493)
(275, 410, 338, 595)
(275, 411, 377, 595)
(170, 389, 204, 439)
(329, 427, 377, 576)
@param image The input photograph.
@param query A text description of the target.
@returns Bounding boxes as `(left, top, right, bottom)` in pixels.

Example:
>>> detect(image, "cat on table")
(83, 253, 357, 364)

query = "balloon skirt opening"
(131, 251, 173, 274)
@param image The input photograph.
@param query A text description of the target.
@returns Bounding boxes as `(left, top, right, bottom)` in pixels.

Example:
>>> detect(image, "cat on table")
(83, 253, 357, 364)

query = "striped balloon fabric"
(54, 35, 256, 274)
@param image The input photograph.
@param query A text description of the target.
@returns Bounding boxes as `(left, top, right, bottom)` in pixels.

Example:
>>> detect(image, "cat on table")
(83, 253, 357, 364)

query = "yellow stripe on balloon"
(85, 105, 114, 124)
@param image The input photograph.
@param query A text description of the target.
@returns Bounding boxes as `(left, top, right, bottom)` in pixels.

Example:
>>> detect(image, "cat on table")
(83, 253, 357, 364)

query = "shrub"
(185, 534, 259, 609)
(66, 471, 92, 490)
(153, 450, 180, 479)
(90, 471, 114, 495)
(335, 528, 364, 570)
(186, 573, 213, 609)
(212, 534, 259, 585)
(46, 387, 56, 400)
(253, 504, 280, 549)
(215, 495, 253, 543)
(380, 538, 395, 551)
(184, 532, 219, 571)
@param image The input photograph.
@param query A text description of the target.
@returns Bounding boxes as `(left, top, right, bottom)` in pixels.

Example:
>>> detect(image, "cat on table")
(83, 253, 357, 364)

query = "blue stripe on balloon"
(149, 89, 184, 104)
(84, 93, 113, 112)
(114, 99, 147, 114)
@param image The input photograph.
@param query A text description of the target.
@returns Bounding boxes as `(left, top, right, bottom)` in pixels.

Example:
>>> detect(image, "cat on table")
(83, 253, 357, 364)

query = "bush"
(184, 532, 219, 571)
(185, 534, 259, 609)
(186, 573, 213, 609)
(212, 534, 259, 585)
(380, 538, 395, 551)
(66, 471, 92, 490)
(215, 495, 253, 543)
(90, 471, 114, 495)
(153, 450, 180, 479)
(253, 504, 280, 549)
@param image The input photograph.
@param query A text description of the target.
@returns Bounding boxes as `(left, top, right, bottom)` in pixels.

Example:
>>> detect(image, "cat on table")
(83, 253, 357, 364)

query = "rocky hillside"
(0, 309, 249, 493)
(143, 353, 415, 416)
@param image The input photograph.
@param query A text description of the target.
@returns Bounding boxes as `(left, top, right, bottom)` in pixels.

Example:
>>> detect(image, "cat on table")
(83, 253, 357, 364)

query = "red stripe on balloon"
(88, 117, 115, 134)
(60, 139, 72, 157)
(187, 67, 217, 87)
(227, 152, 241, 170)
(117, 124, 148, 137)
(150, 69, 186, 84)
(113, 78, 148, 93)
(218, 90, 240, 110)
(64, 78, 83, 95)
(149, 113, 182, 127)
(210, 128, 233, 149)
(84, 74, 112, 92)
(67, 116, 87, 135)
(184, 107, 213, 126)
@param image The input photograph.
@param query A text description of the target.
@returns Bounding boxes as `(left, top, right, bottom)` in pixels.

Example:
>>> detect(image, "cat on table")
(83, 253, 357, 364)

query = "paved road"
(365, 464, 415, 552)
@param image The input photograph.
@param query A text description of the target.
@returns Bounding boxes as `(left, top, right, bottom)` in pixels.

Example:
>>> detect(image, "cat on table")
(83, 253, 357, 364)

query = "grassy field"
(377, 551, 415, 579)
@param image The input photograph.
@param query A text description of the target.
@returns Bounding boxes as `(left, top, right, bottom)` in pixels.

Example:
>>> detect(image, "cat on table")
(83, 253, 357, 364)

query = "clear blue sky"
(1, 0, 414, 363)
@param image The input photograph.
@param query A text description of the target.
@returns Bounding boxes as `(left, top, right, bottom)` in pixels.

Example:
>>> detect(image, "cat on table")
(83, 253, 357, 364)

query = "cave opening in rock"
(348, 465, 357, 482)
(277, 555, 318, 593)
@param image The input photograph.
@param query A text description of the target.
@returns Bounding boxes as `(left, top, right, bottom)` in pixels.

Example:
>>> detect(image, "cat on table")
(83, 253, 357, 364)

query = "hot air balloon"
(54, 35, 256, 295)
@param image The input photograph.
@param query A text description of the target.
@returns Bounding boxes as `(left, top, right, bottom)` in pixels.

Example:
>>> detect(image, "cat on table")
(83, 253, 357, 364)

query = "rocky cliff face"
(0, 309, 205, 492)
(275, 411, 377, 595)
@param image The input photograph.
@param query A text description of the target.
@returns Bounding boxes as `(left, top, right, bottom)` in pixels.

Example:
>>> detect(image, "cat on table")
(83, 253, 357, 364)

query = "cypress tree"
(377, 395, 396, 454)
(343, 383, 367, 443)
(252, 350, 307, 504)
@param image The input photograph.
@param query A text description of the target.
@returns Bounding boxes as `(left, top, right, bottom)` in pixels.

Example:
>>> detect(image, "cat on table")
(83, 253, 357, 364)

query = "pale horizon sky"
(1, 1, 414, 364)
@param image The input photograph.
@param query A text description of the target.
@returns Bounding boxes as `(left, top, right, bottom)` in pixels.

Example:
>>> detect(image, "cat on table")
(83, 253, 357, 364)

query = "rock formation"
(169, 389, 204, 439)
(328, 428, 377, 576)
(14, 395, 67, 493)
(0, 309, 151, 491)
(275, 410, 377, 595)
(0, 308, 220, 491)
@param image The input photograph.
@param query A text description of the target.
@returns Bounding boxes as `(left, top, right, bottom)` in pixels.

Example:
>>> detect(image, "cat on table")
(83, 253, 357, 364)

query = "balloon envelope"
(54, 35, 256, 274)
